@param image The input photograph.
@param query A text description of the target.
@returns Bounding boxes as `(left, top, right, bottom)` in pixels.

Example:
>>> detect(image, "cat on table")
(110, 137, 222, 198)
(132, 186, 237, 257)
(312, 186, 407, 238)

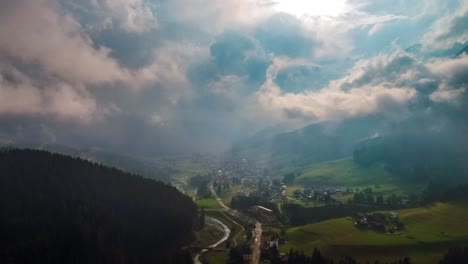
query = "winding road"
(193, 216, 231, 264)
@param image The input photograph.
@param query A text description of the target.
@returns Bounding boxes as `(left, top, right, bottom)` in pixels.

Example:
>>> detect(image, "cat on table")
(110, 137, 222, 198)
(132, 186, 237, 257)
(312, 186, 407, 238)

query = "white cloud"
(133, 42, 209, 102)
(0, 0, 204, 123)
(0, 0, 132, 85)
(101, 0, 157, 33)
(208, 75, 246, 97)
(64, 0, 157, 33)
(257, 52, 426, 123)
(148, 113, 166, 126)
(258, 80, 417, 123)
(368, 23, 384, 35)
(422, 0, 468, 50)
(0, 0, 467, 154)
(162, 0, 271, 34)
(0, 64, 101, 123)
(300, 11, 406, 58)
(257, 49, 468, 124)
(427, 54, 468, 82)
(427, 54, 468, 104)
(430, 88, 465, 104)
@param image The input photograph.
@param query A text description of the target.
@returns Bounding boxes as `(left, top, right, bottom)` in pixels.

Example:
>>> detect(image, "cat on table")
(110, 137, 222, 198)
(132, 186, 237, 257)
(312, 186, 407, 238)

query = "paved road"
(193, 216, 231, 264)
(251, 222, 262, 264)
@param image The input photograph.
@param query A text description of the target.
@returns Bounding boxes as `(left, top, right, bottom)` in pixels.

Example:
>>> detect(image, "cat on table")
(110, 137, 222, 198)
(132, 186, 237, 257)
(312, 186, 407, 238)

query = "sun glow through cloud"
(273, 0, 348, 17)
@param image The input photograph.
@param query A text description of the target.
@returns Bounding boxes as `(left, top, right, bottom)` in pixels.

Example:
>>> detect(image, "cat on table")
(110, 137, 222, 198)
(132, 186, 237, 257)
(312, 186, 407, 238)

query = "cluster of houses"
(212, 157, 271, 195)
(292, 186, 352, 203)
(217, 157, 266, 181)
(354, 211, 405, 233)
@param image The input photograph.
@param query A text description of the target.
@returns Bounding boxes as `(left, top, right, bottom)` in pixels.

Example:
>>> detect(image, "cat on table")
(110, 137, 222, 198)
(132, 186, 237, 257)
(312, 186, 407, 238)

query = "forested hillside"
(232, 116, 384, 167)
(353, 132, 468, 183)
(0, 149, 197, 264)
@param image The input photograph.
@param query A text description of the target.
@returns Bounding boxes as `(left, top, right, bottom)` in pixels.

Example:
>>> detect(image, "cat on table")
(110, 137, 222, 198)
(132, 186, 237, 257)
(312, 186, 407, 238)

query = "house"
(269, 238, 279, 248)
(355, 213, 368, 227)
(389, 212, 399, 220)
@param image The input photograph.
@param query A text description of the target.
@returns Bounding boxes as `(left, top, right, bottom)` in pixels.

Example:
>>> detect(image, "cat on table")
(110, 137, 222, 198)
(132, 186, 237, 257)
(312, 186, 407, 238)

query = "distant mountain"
(232, 116, 385, 167)
(0, 149, 197, 263)
(231, 123, 298, 164)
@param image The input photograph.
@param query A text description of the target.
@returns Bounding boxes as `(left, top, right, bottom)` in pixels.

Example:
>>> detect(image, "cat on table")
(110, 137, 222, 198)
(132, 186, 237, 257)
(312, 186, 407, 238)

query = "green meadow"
(197, 198, 222, 209)
(203, 250, 229, 264)
(280, 202, 468, 263)
(285, 158, 425, 205)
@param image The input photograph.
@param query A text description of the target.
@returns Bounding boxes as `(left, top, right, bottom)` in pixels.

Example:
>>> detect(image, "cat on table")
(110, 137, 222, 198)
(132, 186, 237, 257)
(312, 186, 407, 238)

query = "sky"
(0, 0, 467, 155)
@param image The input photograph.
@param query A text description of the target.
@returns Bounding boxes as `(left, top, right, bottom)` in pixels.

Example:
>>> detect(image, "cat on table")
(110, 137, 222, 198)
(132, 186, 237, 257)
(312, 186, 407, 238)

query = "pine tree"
(288, 248, 295, 264)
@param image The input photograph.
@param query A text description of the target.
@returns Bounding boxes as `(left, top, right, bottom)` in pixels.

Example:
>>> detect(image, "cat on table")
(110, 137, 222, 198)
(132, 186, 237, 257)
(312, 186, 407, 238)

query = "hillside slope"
(283, 203, 468, 263)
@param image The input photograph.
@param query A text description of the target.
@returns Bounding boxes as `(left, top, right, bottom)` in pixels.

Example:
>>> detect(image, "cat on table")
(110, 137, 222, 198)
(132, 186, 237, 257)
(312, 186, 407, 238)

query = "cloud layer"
(0, 0, 467, 154)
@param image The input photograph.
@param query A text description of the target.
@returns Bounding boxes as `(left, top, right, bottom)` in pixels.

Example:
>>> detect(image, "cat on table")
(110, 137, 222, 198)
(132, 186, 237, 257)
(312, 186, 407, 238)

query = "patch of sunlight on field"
(197, 198, 221, 209)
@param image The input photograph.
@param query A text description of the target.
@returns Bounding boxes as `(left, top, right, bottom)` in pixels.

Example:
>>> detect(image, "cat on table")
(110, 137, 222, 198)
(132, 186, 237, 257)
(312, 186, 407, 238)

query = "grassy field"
(284, 158, 425, 207)
(197, 198, 222, 209)
(203, 249, 229, 264)
(280, 202, 468, 263)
